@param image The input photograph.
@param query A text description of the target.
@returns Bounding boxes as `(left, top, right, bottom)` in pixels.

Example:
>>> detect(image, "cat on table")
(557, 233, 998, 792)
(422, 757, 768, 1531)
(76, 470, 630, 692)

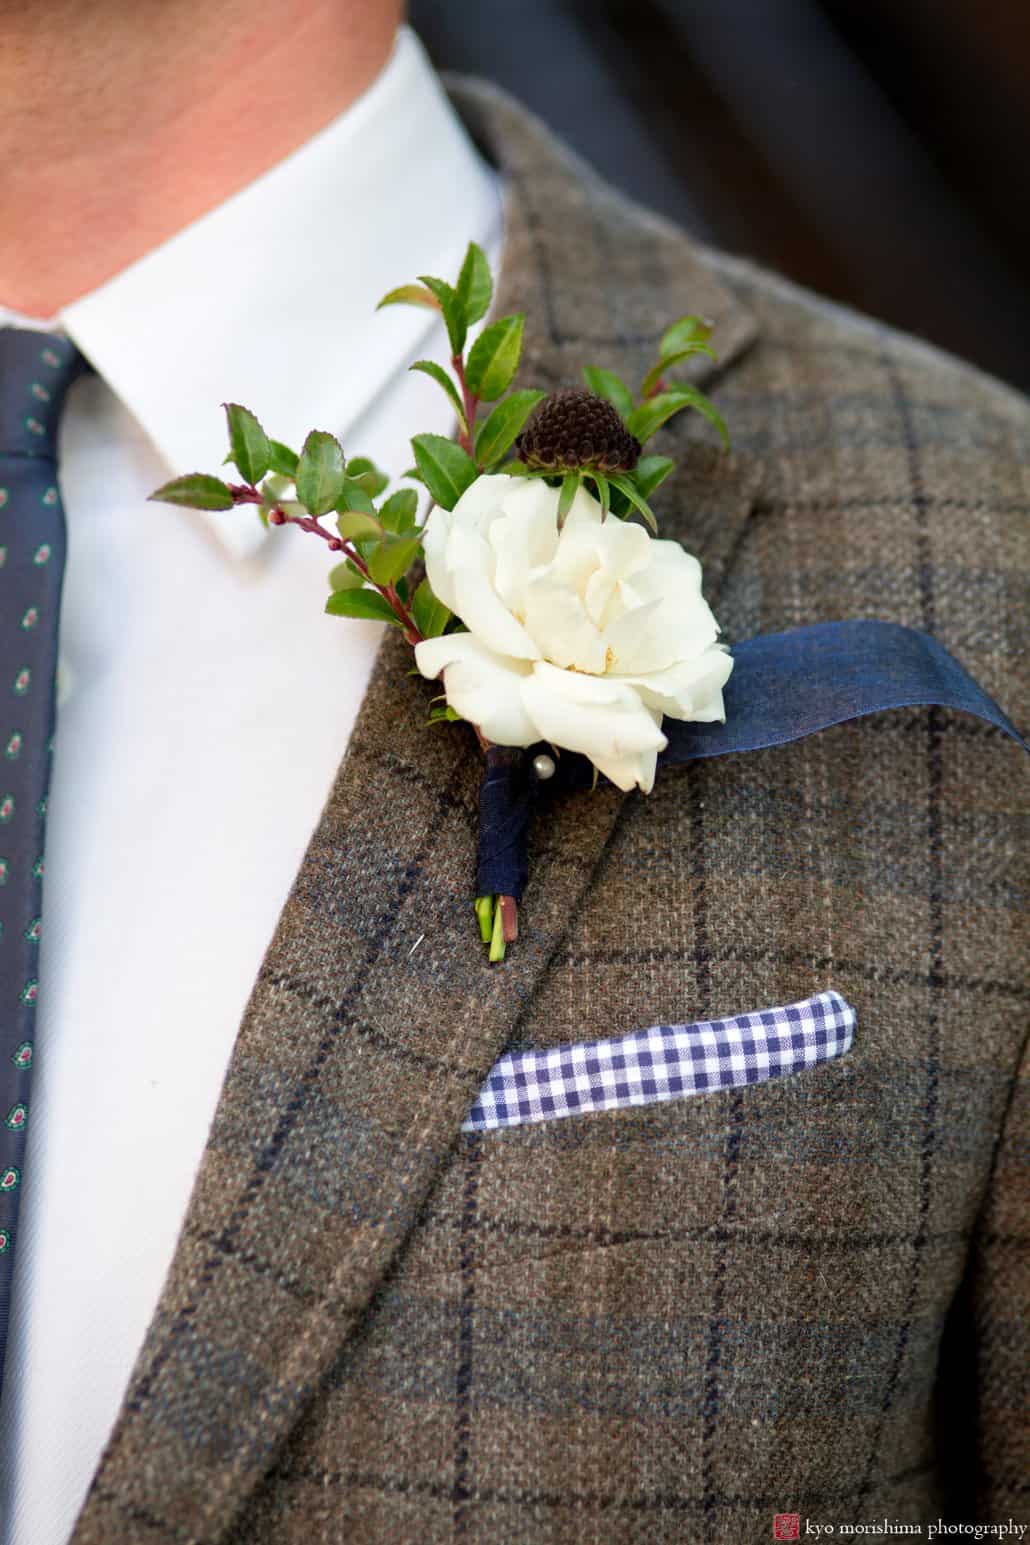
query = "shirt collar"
(1, 27, 501, 558)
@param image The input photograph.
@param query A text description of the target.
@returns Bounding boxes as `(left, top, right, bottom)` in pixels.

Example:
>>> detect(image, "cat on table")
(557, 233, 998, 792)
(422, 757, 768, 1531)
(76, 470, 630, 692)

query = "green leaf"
(589, 469, 611, 518)
(639, 344, 717, 400)
(635, 455, 676, 498)
(325, 588, 400, 625)
(668, 385, 730, 451)
(267, 439, 299, 477)
(607, 483, 631, 519)
(581, 366, 634, 421)
(335, 509, 382, 543)
(379, 488, 419, 534)
(557, 472, 581, 527)
(412, 577, 452, 638)
(418, 275, 467, 356)
(369, 532, 422, 588)
(465, 314, 524, 401)
(401, 466, 424, 485)
(411, 433, 478, 510)
(660, 315, 713, 360)
(344, 457, 389, 497)
(259, 473, 292, 506)
(223, 404, 271, 485)
(410, 361, 468, 431)
(328, 561, 365, 592)
(455, 241, 493, 325)
(334, 477, 377, 515)
(627, 386, 729, 450)
(608, 473, 658, 533)
(148, 473, 235, 511)
(295, 430, 346, 516)
(474, 388, 546, 469)
(377, 282, 441, 312)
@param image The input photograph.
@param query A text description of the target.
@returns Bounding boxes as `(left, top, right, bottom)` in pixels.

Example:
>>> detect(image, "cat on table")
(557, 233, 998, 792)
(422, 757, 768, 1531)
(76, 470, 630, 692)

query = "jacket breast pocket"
(462, 990, 855, 1132)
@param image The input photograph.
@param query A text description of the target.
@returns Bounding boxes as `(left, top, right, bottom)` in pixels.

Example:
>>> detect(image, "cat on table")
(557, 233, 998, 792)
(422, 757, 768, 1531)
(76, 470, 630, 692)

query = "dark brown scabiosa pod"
(515, 388, 641, 475)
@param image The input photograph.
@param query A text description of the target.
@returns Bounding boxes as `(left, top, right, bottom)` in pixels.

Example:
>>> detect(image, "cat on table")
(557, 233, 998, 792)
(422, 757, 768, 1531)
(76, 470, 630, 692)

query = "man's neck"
(0, 0, 402, 317)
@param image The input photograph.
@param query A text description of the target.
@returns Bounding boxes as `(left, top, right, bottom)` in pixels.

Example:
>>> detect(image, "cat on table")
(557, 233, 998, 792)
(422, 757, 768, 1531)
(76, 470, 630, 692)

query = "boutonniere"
(151, 242, 733, 959)
(152, 245, 1025, 961)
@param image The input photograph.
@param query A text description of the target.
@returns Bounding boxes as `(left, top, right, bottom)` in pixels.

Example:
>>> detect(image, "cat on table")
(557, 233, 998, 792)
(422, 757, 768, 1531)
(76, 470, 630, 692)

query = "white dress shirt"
(0, 29, 502, 1544)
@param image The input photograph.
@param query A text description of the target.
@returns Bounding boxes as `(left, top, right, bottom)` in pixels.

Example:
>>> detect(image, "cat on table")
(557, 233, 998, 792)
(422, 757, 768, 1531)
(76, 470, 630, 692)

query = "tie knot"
(0, 328, 88, 459)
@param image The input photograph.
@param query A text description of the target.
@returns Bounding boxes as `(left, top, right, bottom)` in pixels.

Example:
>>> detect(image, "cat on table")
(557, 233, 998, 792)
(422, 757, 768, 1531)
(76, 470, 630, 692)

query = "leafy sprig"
(152, 249, 730, 637)
(147, 244, 733, 963)
(378, 242, 544, 509)
(150, 405, 452, 647)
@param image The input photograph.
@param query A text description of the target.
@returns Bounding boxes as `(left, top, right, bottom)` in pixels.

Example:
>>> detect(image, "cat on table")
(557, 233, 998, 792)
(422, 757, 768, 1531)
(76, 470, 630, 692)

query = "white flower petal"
(425, 475, 518, 614)
(522, 661, 667, 787)
(607, 593, 720, 676)
(523, 578, 607, 673)
(628, 543, 721, 649)
(552, 491, 651, 594)
(527, 661, 631, 706)
(420, 505, 456, 611)
(415, 633, 538, 746)
(451, 472, 520, 530)
(602, 598, 689, 675)
(590, 744, 661, 795)
(497, 474, 567, 531)
(620, 645, 734, 720)
(451, 558, 541, 661)
(489, 480, 562, 615)
(583, 567, 618, 629)
(630, 540, 703, 604)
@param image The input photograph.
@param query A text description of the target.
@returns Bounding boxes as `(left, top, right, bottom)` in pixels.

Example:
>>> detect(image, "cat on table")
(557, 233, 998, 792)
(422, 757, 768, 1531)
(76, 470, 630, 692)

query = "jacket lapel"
(70, 80, 763, 1545)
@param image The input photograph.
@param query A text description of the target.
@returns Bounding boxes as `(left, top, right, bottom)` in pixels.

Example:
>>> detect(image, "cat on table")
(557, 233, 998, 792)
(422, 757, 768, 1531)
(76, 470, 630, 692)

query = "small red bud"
(268, 508, 287, 526)
(328, 538, 343, 551)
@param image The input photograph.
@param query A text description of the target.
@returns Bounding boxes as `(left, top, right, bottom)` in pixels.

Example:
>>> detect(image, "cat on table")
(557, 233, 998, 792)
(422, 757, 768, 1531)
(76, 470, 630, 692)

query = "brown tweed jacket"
(70, 80, 1028, 1544)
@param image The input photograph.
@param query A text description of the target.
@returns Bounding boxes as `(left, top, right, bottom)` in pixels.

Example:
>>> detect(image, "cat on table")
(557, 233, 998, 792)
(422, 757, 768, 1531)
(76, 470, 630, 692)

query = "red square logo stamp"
(773, 1516, 801, 1541)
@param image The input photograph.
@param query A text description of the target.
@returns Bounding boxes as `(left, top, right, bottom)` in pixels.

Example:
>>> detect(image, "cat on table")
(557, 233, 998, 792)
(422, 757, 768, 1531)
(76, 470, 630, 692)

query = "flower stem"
(498, 895, 518, 943)
(474, 894, 518, 956)
(489, 897, 506, 962)
(230, 483, 423, 646)
(452, 354, 480, 460)
(474, 896, 494, 943)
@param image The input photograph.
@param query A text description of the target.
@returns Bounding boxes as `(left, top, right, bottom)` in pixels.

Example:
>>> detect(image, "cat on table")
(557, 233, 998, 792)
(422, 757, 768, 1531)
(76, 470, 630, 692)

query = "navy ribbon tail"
(659, 619, 1024, 764)
(475, 620, 1026, 901)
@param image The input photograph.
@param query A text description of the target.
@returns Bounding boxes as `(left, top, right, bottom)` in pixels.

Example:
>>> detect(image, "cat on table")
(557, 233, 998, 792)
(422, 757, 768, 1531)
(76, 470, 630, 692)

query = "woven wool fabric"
(462, 991, 856, 1131)
(69, 80, 1028, 1545)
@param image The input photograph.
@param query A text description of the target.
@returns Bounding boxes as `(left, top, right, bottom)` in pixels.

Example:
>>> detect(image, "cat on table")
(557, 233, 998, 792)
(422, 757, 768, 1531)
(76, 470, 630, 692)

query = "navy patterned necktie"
(0, 327, 87, 1396)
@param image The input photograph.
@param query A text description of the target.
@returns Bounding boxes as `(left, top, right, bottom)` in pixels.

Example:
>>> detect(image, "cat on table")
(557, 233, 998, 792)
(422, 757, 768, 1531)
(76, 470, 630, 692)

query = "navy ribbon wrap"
(476, 620, 1026, 901)
(476, 746, 534, 898)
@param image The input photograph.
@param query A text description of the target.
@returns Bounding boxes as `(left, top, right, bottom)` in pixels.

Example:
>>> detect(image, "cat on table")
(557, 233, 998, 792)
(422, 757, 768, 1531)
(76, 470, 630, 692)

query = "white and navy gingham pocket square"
(462, 990, 856, 1132)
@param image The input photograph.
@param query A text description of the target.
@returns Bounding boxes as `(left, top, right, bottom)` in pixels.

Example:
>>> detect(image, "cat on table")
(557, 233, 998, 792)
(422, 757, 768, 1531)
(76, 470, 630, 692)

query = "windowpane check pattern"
(462, 990, 856, 1131)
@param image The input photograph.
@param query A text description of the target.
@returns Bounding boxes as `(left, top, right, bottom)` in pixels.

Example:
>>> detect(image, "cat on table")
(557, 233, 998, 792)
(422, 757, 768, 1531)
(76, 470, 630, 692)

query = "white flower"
(415, 474, 732, 792)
